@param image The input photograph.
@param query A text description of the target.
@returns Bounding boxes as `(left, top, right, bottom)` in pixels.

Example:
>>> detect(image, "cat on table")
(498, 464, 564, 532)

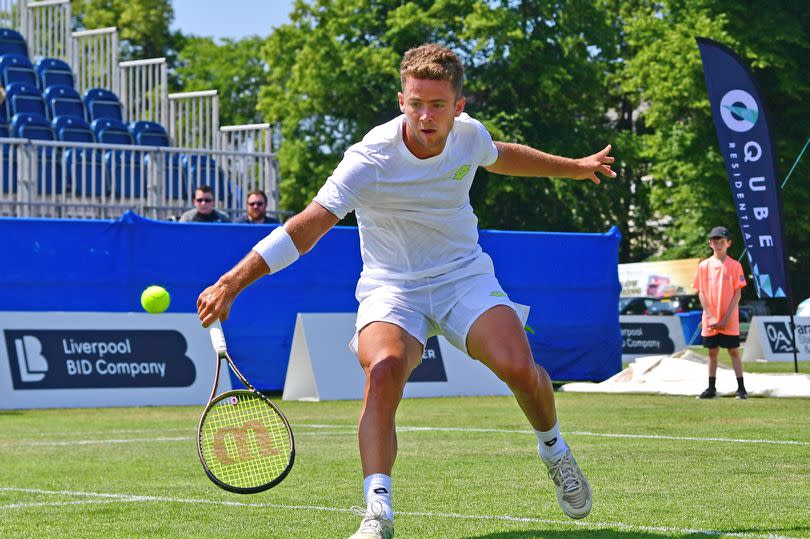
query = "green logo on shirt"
(452, 165, 471, 180)
(490, 291, 507, 297)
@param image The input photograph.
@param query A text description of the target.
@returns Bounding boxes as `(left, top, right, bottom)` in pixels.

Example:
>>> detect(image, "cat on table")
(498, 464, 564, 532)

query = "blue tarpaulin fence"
(0, 212, 622, 390)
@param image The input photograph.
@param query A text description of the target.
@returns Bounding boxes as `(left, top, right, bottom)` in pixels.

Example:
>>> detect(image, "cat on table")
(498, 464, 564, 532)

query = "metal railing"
(25, 0, 70, 60)
(220, 123, 279, 213)
(169, 90, 220, 150)
(0, 138, 281, 221)
(72, 27, 119, 95)
(120, 57, 168, 126)
(0, 0, 23, 32)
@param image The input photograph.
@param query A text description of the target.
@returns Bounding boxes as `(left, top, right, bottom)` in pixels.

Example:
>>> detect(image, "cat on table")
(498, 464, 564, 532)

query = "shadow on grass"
(464, 528, 810, 539)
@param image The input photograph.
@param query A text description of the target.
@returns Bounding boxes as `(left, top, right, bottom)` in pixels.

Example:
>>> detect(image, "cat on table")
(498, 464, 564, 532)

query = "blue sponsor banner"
(697, 38, 788, 298)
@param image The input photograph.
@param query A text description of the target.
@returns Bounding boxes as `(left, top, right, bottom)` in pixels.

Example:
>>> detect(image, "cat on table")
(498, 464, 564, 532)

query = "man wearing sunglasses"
(179, 185, 231, 223)
(235, 190, 279, 224)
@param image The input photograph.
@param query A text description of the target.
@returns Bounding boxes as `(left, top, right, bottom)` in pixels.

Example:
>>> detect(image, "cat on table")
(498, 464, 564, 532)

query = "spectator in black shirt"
(179, 185, 230, 223)
(235, 190, 279, 224)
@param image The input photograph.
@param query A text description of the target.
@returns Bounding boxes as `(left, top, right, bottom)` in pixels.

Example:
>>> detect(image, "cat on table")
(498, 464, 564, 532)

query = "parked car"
(797, 298, 810, 317)
(645, 295, 701, 315)
(619, 296, 657, 315)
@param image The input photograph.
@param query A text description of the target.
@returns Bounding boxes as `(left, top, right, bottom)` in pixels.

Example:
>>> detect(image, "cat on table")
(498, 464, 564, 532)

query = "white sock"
(535, 420, 569, 463)
(363, 473, 393, 521)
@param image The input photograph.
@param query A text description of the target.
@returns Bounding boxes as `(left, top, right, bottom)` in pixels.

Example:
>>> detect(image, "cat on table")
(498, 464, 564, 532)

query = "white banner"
(742, 316, 810, 362)
(620, 315, 687, 361)
(282, 313, 512, 401)
(0, 312, 230, 409)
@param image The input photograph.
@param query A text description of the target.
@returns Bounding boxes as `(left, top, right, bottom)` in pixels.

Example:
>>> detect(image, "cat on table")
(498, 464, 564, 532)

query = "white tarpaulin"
(560, 350, 810, 398)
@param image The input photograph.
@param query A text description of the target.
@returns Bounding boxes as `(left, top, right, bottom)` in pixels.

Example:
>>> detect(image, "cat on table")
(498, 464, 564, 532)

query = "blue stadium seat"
(12, 112, 54, 140)
(130, 120, 169, 147)
(5, 82, 47, 119)
(53, 115, 104, 196)
(43, 85, 85, 120)
(35, 57, 75, 90)
(0, 98, 8, 135)
(53, 115, 94, 142)
(0, 53, 36, 87)
(0, 28, 28, 58)
(91, 118, 131, 144)
(182, 154, 227, 202)
(129, 120, 183, 199)
(12, 113, 60, 194)
(91, 118, 141, 197)
(83, 88, 124, 122)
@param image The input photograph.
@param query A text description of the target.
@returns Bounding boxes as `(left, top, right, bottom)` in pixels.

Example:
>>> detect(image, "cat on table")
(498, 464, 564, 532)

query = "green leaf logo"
(452, 165, 471, 180)
(722, 104, 758, 125)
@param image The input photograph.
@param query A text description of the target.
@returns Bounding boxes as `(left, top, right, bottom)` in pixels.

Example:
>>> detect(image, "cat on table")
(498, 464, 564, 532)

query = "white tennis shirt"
(314, 113, 499, 283)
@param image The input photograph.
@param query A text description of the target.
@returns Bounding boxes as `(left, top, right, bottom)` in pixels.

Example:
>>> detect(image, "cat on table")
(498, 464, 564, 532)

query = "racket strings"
(199, 392, 292, 488)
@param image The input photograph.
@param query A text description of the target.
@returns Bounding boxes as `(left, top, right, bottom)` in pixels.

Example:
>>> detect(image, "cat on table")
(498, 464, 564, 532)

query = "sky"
(172, 0, 296, 40)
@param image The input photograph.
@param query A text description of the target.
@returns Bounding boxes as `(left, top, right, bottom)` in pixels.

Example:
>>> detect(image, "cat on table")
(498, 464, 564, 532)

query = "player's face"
(247, 195, 266, 220)
(398, 77, 464, 159)
(194, 190, 214, 215)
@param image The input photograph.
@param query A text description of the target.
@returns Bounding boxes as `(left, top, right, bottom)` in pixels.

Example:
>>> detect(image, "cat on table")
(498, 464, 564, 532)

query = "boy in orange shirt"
(692, 226, 748, 399)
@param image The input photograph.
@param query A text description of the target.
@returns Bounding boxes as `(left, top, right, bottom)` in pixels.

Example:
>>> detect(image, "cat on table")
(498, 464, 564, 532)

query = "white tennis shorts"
(350, 254, 529, 356)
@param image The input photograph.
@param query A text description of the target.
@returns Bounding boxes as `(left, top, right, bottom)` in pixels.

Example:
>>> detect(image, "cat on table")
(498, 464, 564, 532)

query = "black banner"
(620, 323, 676, 356)
(408, 336, 448, 383)
(697, 38, 788, 298)
(5, 329, 197, 389)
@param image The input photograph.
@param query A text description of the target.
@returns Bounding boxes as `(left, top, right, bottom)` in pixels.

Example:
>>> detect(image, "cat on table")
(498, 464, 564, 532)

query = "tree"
(73, 0, 175, 61)
(619, 0, 810, 300)
(174, 36, 269, 126)
(258, 0, 809, 301)
(260, 0, 646, 250)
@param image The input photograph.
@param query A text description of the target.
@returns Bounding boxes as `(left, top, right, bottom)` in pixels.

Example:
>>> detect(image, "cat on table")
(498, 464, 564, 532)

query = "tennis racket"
(196, 321, 295, 493)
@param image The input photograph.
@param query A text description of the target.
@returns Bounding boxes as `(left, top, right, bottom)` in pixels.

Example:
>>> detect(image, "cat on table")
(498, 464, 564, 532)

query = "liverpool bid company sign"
(0, 312, 228, 409)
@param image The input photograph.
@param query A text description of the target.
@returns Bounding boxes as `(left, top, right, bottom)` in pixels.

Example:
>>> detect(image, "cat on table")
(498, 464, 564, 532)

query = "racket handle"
(209, 320, 228, 354)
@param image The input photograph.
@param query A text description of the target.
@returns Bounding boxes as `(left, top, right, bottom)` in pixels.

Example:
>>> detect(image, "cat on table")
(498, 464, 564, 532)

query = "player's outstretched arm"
(197, 202, 339, 327)
(484, 142, 616, 184)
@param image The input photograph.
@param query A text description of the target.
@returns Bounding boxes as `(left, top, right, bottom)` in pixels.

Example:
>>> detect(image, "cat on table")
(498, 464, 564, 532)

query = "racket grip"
(209, 320, 228, 354)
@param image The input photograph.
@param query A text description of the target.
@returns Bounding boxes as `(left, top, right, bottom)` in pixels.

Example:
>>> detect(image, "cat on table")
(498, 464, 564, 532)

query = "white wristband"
(252, 226, 300, 274)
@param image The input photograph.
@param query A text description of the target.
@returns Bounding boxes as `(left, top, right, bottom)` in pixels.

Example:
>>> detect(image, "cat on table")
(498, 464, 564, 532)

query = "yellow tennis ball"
(141, 285, 170, 314)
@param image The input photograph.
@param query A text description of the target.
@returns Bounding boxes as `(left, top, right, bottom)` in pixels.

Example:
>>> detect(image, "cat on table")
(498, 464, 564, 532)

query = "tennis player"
(197, 43, 615, 539)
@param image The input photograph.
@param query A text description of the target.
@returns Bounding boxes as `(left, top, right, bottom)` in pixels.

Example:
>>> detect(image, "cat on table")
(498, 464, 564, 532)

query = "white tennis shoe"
(544, 448, 592, 519)
(348, 505, 394, 539)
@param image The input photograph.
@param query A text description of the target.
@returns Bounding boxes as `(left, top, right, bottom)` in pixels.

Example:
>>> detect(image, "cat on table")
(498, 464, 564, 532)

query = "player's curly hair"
(400, 44, 464, 98)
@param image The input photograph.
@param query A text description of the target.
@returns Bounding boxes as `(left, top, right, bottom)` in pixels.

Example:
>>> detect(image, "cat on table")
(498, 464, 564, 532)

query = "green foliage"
(619, 0, 810, 298)
(74, 0, 809, 297)
(255, 0, 809, 298)
(73, 0, 176, 60)
(259, 0, 647, 246)
(173, 36, 268, 126)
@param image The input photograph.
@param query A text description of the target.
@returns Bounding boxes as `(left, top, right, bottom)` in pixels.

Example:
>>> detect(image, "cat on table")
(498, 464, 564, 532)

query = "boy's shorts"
(702, 333, 740, 349)
(350, 256, 529, 357)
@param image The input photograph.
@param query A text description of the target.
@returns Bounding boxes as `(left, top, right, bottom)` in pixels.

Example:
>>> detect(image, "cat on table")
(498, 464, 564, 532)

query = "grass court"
(2, 357, 808, 539)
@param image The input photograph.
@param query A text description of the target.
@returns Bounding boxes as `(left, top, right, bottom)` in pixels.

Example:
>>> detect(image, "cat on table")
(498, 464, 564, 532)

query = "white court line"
(0, 487, 794, 539)
(2, 424, 809, 447)
(299, 424, 810, 446)
(0, 436, 191, 447)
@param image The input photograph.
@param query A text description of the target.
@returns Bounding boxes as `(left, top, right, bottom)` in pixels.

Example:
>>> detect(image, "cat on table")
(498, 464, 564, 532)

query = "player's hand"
(197, 280, 235, 328)
(576, 144, 616, 184)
